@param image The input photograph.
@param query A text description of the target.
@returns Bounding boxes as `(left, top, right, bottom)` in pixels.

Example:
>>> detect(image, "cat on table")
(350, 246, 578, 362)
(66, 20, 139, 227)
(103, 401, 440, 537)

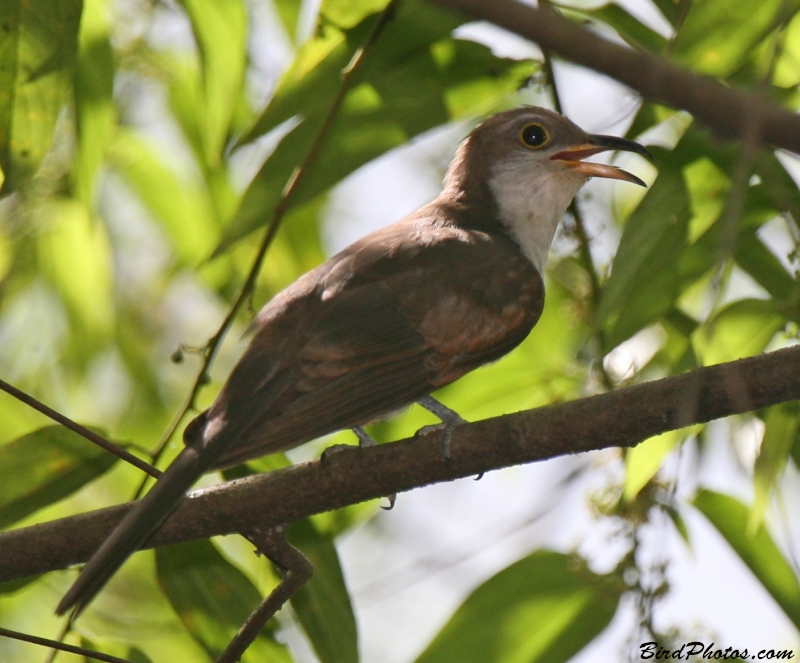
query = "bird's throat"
(488, 167, 586, 273)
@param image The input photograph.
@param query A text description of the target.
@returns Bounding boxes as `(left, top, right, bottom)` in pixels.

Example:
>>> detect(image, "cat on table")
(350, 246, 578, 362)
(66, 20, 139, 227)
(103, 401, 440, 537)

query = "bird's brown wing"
(204, 218, 544, 468)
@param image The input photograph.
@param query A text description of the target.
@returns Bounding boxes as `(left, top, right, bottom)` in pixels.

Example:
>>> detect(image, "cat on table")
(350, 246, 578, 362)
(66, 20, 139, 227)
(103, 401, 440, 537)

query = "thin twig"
(0, 379, 161, 479)
(538, 0, 614, 390)
(0, 627, 131, 663)
(141, 1, 401, 488)
(215, 525, 314, 663)
(42, 620, 70, 663)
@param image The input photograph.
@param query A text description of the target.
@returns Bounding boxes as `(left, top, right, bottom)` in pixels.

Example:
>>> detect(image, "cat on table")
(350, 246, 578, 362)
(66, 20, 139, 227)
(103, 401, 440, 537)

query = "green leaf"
(750, 403, 800, 533)
(0, 0, 83, 191)
(220, 0, 534, 253)
(73, 0, 116, 208)
(580, 4, 667, 52)
(178, 0, 248, 163)
(694, 489, 800, 629)
(734, 228, 796, 303)
(692, 298, 784, 366)
(108, 129, 220, 265)
(414, 551, 624, 663)
(597, 145, 694, 348)
(773, 10, 800, 87)
(272, 0, 303, 42)
(0, 425, 118, 529)
(289, 518, 358, 663)
(37, 198, 115, 339)
(156, 539, 292, 663)
(625, 426, 702, 501)
(672, 0, 793, 77)
(127, 647, 155, 663)
(322, 0, 391, 28)
(650, 0, 680, 26)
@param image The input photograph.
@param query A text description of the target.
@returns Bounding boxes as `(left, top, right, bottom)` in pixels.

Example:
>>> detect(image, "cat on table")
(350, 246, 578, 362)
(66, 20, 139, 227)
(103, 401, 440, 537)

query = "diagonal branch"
(430, 0, 800, 155)
(2, 345, 800, 583)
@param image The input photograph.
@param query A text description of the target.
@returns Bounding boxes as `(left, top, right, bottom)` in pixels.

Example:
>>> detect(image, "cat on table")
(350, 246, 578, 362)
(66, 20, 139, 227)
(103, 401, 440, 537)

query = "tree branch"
(2, 346, 800, 583)
(430, 0, 800, 154)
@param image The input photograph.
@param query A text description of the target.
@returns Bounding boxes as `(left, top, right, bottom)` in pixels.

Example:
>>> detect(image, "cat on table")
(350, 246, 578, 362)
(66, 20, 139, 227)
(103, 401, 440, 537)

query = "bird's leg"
(352, 425, 377, 447)
(415, 395, 466, 460)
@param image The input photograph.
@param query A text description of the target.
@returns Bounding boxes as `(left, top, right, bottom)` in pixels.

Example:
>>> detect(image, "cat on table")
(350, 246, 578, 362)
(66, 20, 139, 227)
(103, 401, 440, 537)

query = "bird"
(57, 106, 651, 616)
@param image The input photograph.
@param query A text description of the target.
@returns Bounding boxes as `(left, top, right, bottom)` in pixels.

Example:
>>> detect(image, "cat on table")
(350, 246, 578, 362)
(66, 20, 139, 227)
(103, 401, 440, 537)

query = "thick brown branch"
(430, 0, 800, 154)
(2, 346, 800, 583)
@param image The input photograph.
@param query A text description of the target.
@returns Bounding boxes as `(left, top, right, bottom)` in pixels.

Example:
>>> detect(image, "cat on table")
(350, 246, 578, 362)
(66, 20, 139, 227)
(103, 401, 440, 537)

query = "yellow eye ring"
(519, 123, 549, 149)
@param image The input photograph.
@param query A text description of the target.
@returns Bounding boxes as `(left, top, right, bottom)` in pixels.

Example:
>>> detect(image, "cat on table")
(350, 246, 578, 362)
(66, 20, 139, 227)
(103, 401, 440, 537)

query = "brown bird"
(57, 106, 651, 616)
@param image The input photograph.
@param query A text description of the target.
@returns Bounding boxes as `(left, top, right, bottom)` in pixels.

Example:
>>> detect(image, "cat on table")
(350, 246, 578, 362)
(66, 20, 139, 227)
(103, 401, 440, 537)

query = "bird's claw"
(415, 396, 466, 462)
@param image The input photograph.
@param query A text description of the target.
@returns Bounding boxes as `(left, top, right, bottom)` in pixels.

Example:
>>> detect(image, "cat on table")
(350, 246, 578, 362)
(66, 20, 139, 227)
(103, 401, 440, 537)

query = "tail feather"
(56, 447, 207, 616)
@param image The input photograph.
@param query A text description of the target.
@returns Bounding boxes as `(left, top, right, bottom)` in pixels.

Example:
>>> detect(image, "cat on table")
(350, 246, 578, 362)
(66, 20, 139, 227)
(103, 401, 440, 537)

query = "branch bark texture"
(2, 346, 800, 583)
(431, 0, 800, 155)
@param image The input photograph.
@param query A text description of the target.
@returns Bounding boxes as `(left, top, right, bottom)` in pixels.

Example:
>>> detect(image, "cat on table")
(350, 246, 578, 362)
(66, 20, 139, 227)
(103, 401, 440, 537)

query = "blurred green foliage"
(0, 0, 799, 661)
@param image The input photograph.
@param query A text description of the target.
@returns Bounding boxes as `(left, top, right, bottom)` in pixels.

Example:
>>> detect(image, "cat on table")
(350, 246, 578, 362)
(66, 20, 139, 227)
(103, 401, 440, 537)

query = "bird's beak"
(550, 134, 653, 187)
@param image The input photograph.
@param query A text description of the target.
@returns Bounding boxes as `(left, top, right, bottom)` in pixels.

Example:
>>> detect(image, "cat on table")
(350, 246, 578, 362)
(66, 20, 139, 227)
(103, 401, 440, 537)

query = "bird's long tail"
(56, 446, 208, 616)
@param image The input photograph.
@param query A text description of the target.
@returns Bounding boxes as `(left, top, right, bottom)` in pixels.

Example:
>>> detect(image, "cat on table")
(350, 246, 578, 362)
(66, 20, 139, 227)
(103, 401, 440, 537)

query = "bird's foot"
(415, 396, 466, 461)
(320, 443, 357, 466)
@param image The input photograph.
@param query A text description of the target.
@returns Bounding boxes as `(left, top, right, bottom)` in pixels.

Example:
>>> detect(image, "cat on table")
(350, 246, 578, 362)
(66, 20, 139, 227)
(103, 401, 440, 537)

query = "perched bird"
(57, 106, 651, 616)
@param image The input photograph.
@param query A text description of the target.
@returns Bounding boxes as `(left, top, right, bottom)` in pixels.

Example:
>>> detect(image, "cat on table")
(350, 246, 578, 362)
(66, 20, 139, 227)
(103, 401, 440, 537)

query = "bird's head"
(445, 106, 652, 271)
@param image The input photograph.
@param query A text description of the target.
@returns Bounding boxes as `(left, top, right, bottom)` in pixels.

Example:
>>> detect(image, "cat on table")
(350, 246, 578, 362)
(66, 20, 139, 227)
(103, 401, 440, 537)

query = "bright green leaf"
(156, 539, 292, 663)
(750, 403, 800, 533)
(0, 0, 83, 191)
(322, 0, 391, 28)
(289, 518, 358, 663)
(774, 10, 800, 87)
(625, 425, 702, 501)
(37, 198, 115, 338)
(73, 0, 116, 208)
(694, 489, 800, 629)
(684, 157, 730, 242)
(0, 425, 118, 529)
(179, 0, 248, 164)
(414, 551, 624, 663)
(692, 298, 783, 366)
(673, 0, 792, 77)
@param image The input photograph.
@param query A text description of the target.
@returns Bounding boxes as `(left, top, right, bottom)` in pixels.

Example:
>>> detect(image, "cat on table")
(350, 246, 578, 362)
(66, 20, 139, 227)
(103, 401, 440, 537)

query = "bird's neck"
(440, 139, 585, 274)
(486, 164, 585, 273)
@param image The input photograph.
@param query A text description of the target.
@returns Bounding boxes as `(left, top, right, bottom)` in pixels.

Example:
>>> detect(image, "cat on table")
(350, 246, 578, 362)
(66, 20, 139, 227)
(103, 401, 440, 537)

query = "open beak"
(550, 134, 654, 187)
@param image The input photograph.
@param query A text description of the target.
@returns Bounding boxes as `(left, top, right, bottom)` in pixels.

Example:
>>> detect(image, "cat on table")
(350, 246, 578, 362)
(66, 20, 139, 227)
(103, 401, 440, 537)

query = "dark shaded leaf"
(694, 489, 800, 630)
(734, 228, 796, 304)
(414, 551, 625, 663)
(289, 518, 358, 663)
(157, 539, 292, 663)
(596, 145, 694, 348)
(0, 425, 118, 529)
(0, 0, 82, 191)
(580, 4, 667, 52)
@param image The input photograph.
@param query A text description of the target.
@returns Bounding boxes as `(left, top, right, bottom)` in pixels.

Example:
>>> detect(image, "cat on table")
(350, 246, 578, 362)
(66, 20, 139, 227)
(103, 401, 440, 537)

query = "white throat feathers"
(488, 160, 587, 273)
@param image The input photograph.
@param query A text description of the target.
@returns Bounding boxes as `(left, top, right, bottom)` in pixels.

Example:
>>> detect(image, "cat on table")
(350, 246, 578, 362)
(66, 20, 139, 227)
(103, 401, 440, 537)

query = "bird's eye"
(519, 123, 549, 148)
